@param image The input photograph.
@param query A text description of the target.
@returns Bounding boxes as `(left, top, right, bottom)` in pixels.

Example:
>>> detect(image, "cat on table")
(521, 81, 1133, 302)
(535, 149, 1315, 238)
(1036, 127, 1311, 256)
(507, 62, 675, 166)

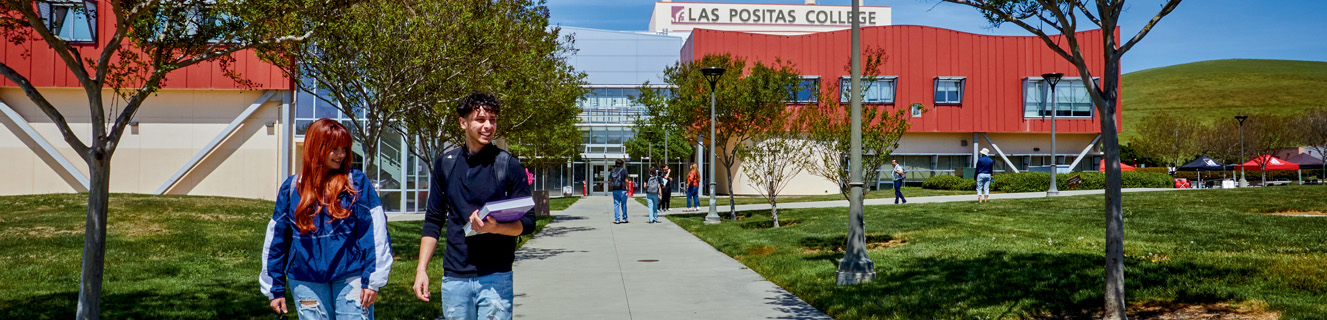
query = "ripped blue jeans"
(440, 272, 514, 320)
(288, 276, 373, 320)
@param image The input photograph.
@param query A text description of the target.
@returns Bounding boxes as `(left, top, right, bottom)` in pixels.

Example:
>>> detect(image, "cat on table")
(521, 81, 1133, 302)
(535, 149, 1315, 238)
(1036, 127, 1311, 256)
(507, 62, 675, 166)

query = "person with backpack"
(892, 159, 907, 204)
(261, 118, 393, 319)
(412, 93, 536, 320)
(646, 166, 664, 223)
(610, 159, 630, 224)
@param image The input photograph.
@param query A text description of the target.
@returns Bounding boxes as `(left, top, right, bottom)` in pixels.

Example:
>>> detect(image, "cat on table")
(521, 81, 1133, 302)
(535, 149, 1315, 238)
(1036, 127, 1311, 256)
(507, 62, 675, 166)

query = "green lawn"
(0, 193, 551, 319)
(638, 187, 986, 208)
(548, 196, 579, 211)
(1121, 59, 1327, 142)
(671, 185, 1327, 319)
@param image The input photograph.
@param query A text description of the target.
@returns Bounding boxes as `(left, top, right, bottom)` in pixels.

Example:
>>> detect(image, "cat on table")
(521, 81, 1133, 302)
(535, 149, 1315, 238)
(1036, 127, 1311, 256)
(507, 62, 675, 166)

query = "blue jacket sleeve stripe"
(363, 204, 392, 290)
(260, 177, 293, 300)
(354, 170, 392, 291)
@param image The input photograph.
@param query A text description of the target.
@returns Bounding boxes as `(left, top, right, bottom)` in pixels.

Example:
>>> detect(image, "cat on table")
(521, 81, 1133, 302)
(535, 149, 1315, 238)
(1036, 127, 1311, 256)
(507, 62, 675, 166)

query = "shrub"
(990, 171, 1174, 192)
(921, 175, 976, 191)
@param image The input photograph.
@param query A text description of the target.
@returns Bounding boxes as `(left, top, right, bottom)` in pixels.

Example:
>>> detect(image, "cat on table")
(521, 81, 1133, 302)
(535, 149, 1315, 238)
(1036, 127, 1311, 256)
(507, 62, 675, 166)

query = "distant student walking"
(610, 159, 631, 223)
(976, 148, 995, 203)
(685, 163, 700, 212)
(892, 159, 907, 204)
(659, 165, 673, 212)
(646, 167, 664, 223)
(260, 118, 393, 319)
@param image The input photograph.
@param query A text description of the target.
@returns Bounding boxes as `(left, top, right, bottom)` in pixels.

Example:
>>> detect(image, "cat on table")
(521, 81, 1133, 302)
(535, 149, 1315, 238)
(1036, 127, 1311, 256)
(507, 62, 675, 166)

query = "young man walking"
(413, 93, 535, 320)
(975, 148, 995, 203)
(892, 159, 907, 204)
(610, 159, 630, 224)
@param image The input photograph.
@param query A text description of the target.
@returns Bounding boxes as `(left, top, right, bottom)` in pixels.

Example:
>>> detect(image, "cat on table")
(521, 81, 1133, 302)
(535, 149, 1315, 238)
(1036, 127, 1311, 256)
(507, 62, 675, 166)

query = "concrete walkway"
(511, 196, 831, 320)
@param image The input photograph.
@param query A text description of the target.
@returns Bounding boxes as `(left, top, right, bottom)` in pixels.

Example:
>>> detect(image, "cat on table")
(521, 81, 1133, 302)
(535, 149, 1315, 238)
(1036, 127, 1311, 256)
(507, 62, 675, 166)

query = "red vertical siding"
(0, 0, 288, 90)
(683, 26, 1118, 134)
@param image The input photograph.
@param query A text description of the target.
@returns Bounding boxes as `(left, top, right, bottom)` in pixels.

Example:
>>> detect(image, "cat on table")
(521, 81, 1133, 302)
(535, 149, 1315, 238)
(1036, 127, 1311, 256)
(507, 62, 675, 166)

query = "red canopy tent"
(1233, 155, 1300, 171)
(1099, 159, 1136, 172)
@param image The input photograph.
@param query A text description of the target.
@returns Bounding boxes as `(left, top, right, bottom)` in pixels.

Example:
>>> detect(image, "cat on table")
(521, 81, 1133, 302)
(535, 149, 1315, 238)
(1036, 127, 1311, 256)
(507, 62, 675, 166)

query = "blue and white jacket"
(259, 169, 392, 300)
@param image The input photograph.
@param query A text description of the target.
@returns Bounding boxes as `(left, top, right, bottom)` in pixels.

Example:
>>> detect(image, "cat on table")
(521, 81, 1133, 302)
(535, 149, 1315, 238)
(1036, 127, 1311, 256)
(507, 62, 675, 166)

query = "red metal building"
(684, 25, 1119, 193)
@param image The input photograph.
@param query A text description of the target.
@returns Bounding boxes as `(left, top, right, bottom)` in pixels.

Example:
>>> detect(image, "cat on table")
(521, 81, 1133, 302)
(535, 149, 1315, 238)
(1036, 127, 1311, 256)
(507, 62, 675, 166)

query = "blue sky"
(546, 0, 1327, 73)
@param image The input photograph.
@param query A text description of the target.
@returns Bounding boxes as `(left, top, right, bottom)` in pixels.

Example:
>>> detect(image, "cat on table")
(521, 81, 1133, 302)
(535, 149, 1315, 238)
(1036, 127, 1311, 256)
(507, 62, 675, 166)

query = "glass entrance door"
(591, 163, 612, 195)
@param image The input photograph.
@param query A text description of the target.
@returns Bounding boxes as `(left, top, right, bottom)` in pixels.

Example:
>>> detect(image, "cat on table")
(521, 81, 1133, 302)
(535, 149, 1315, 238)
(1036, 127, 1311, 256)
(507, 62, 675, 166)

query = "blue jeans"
(613, 190, 628, 222)
(976, 173, 993, 196)
(647, 194, 659, 222)
(288, 276, 373, 320)
(686, 186, 699, 208)
(440, 272, 514, 320)
(893, 180, 906, 204)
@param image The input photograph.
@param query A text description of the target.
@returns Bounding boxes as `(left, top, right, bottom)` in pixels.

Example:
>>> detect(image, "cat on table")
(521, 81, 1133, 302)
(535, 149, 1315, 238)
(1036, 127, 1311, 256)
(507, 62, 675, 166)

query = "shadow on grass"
(0, 280, 271, 319)
(763, 289, 832, 319)
(806, 251, 1257, 319)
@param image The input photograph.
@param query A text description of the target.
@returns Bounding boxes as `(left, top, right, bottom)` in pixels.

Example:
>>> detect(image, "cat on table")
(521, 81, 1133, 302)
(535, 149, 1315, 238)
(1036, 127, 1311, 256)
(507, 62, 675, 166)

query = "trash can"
(962, 167, 976, 180)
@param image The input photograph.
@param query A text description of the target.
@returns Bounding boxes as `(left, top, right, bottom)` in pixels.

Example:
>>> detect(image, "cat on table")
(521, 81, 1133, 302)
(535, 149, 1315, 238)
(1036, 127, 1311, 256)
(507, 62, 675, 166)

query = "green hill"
(1121, 59, 1327, 142)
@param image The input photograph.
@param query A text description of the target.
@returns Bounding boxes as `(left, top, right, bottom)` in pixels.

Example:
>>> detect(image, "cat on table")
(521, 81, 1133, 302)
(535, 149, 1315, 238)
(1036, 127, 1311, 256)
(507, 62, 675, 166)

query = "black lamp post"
(701, 67, 725, 224)
(1041, 72, 1064, 196)
(1235, 115, 1248, 187)
(645, 129, 654, 170)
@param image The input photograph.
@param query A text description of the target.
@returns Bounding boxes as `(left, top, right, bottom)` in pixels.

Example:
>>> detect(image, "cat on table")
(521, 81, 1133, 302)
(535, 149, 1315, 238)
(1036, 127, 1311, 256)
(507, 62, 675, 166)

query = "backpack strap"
(495, 150, 511, 198)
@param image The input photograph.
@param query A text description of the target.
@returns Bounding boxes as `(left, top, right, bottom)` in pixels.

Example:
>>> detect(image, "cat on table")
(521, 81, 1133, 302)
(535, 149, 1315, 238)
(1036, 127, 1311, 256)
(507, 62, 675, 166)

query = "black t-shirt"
(421, 144, 535, 278)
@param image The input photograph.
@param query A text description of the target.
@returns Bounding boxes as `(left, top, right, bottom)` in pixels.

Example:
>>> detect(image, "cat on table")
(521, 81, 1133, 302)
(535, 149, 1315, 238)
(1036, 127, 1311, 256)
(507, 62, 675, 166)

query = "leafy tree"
(738, 131, 811, 228)
(1244, 114, 1299, 183)
(1296, 107, 1327, 175)
(261, 0, 453, 174)
(636, 54, 801, 218)
(939, 0, 1184, 317)
(625, 93, 696, 167)
(1131, 113, 1201, 167)
(1196, 121, 1242, 177)
(0, 0, 354, 317)
(804, 48, 914, 200)
(334, 0, 583, 170)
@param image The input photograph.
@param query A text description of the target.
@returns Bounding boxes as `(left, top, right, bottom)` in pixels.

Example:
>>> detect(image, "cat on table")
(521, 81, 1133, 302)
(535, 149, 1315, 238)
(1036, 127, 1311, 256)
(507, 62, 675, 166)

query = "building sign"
(650, 2, 892, 35)
(670, 5, 880, 26)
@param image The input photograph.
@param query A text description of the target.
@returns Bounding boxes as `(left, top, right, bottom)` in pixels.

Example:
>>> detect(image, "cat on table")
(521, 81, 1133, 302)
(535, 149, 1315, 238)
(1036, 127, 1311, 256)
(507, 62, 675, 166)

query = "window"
(1024, 77, 1095, 118)
(911, 104, 923, 117)
(839, 76, 897, 104)
(790, 77, 819, 103)
(38, 1, 97, 42)
(934, 77, 965, 104)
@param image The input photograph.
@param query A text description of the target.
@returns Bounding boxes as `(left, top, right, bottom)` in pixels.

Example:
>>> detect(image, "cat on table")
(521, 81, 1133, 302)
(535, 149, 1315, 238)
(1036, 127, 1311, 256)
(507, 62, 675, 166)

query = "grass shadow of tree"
(802, 251, 1258, 319)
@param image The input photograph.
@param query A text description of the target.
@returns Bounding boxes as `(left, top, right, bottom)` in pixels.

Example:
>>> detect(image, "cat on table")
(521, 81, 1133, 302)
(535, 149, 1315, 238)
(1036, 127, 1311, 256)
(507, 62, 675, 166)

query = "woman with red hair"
(260, 118, 393, 319)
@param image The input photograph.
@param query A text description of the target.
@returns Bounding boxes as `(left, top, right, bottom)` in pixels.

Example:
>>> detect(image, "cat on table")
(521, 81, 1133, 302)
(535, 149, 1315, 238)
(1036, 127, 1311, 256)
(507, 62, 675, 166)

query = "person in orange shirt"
(685, 162, 700, 212)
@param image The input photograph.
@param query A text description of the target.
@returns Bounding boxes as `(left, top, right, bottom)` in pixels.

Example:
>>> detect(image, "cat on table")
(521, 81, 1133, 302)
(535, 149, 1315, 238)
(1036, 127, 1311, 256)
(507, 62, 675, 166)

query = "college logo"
(671, 6, 686, 23)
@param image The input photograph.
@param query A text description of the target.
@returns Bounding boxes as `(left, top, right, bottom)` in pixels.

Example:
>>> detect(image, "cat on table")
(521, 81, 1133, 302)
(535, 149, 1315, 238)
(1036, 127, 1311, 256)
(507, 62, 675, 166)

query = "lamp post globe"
(1235, 115, 1248, 187)
(1041, 73, 1064, 196)
(701, 67, 725, 224)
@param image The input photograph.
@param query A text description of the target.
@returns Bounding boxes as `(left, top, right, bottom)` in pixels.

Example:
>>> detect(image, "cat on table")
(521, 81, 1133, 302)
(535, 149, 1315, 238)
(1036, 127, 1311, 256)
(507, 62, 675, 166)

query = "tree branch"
(0, 62, 90, 154)
(1117, 0, 1181, 55)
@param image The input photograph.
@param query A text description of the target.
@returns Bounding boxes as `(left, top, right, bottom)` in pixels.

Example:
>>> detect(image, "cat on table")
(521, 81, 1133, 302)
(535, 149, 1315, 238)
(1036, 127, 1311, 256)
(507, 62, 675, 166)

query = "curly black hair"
(456, 92, 501, 118)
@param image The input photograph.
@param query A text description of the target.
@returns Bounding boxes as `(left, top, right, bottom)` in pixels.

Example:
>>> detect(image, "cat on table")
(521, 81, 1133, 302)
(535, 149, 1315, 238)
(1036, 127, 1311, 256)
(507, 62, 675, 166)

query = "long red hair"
(295, 119, 358, 234)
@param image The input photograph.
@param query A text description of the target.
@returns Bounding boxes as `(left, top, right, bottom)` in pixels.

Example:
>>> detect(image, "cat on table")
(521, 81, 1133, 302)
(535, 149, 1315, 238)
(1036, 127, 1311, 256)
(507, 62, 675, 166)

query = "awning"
(1099, 159, 1136, 172)
(1233, 155, 1300, 171)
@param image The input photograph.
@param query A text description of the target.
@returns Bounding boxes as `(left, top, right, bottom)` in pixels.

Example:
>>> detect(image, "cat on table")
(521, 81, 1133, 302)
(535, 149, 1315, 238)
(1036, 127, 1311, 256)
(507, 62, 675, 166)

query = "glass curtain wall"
(295, 79, 430, 213)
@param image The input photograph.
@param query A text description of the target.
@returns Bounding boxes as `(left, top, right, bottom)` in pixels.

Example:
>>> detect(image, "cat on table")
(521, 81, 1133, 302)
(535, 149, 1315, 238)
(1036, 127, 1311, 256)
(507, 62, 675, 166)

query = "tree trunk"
(726, 168, 737, 220)
(1101, 74, 1128, 320)
(770, 201, 779, 228)
(76, 151, 111, 320)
